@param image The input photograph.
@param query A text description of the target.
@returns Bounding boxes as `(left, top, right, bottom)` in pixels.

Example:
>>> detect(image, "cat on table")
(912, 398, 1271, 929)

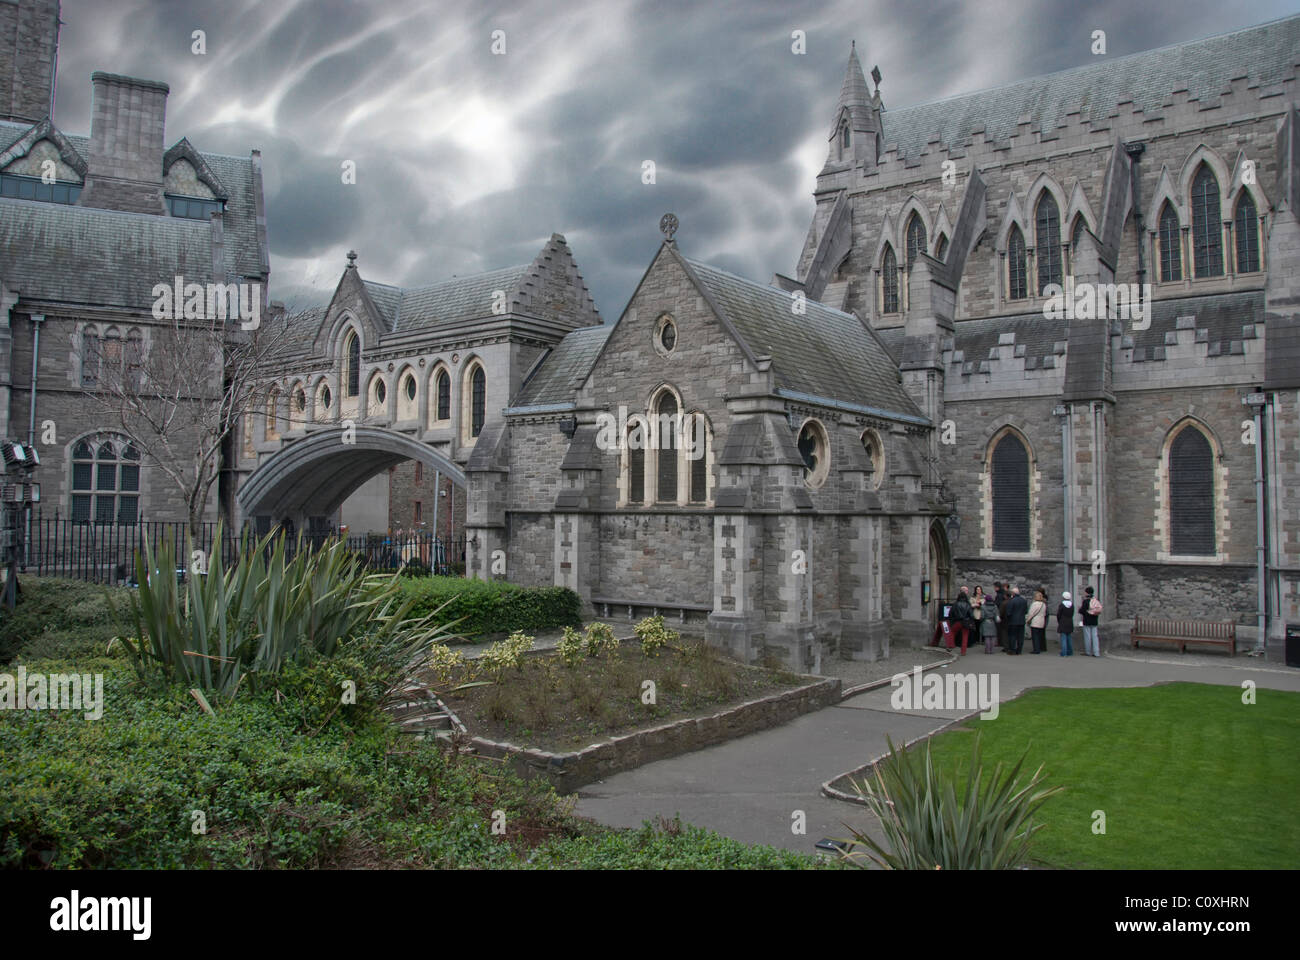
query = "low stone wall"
(470, 676, 842, 793)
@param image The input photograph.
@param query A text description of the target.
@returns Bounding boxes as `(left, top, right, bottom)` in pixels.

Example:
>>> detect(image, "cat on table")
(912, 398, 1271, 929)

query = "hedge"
(395, 576, 581, 639)
(0, 578, 135, 663)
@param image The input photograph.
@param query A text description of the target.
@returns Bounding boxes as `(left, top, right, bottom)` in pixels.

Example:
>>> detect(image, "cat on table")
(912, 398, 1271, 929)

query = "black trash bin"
(1286, 624, 1300, 668)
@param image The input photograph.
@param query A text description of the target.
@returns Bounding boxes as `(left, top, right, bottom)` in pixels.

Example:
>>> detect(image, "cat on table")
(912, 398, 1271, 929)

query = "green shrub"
(634, 615, 677, 658)
(0, 660, 566, 869)
(478, 630, 533, 680)
(396, 577, 580, 638)
(0, 578, 134, 663)
(840, 734, 1063, 870)
(556, 626, 584, 668)
(583, 621, 618, 659)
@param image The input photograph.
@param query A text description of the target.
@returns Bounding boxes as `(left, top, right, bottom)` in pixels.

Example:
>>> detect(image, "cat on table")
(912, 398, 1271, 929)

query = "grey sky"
(49, 0, 1300, 318)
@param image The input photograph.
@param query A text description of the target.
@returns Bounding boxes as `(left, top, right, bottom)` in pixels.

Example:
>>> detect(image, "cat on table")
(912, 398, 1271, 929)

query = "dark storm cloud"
(50, 0, 1300, 318)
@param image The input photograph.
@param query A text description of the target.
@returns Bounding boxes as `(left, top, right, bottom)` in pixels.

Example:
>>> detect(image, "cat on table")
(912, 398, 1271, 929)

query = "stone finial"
(659, 213, 678, 242)
(346, 250, 357, 268)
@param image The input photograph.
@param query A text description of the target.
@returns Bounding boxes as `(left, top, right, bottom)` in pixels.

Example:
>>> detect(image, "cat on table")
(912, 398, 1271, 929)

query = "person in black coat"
(1002, 585, 1028, 654)
(950, 586, 975, 655)
(1056, 591, 1076, 657)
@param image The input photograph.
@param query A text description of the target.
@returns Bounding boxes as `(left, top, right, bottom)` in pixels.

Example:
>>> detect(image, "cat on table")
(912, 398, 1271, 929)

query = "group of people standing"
(930, 582, 1104, 657)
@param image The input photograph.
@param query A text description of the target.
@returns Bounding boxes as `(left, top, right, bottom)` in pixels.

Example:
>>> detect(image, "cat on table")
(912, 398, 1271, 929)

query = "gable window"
(1158, 203, 1182, 282)
(1169, 424, 1215, 555)
(70, 436, 139, 524)
(655, 314, 677, 356)
(627, 420, 646, 505)
(342, 331, 361, 398)
(0, 172, 82, 205)
(166, 194, 223, 220)
(934, 234, 949, 262)
(841, 123, 850, 150)
(1191, 165, 1223, 278)
(991, 431, 1030, 552)
(880, 245, 899, 313)
(688, 413, 710, 504)
(1007, 226, 1028, 301)
(655, 391, 678, 502)
(1035, 193, 1062, 294)
(905, 214, 927, 270)
(1234, 194, 1260, 275)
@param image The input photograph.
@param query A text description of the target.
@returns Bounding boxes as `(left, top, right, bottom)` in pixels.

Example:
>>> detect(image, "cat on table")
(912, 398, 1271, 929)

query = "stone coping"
(468, 675, 842, 793)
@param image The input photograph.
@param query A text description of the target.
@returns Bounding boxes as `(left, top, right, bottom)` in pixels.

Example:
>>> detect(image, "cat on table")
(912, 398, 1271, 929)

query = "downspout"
(1254, 394, 1268, 654)
(26, 314, 43, 553)
(1093, 400, 1106, 603)
(1058, 404, 1072, 596)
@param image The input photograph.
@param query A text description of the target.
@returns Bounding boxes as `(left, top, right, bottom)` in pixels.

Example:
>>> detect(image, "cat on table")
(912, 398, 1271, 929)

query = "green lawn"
(923, 682, 1300, 869)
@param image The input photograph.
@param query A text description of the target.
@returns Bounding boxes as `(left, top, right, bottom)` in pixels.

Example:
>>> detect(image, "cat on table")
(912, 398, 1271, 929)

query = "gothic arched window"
(881, 245, 899, 313)
(627, 420, 645, 505)
(70, 435, 140, 524)
(905, 214, 927, 270)
(470, 364, 486, 438)
(688, 413, 710, 504)
(1191, 166, 1223, 278)
(1007, 226, 1028, 300)
(1234, 193, 1260, 274)
(934, 234, 949, 262)
(435, 370, 451, 421)
(265, 386, 281, 441)
(1071, 216, 1086, 253)
(1158, 202, 1182, 282)
(1169, 425, 1215, 556)
(343, 330, 361, 398)
(655, 391, 678, 502)
(991, 431, 1030, 552)
(1035, 193, 1062, 293)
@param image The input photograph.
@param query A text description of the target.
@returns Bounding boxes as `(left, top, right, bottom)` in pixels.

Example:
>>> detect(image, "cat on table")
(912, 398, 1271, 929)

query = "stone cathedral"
(5, 1, 1300, 666)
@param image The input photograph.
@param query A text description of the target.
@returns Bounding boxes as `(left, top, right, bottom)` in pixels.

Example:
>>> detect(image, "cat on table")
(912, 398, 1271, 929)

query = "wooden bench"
(590, 596, 713, 624)
(1130, 617, 1236, 655)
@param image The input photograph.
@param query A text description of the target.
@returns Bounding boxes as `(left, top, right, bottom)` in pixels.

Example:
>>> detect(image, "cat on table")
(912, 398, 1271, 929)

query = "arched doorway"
(927, 520, 953, 631)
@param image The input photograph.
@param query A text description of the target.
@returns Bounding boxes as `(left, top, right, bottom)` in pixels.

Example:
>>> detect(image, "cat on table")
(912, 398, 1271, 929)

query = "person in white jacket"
(1027, 590, 1048, 653)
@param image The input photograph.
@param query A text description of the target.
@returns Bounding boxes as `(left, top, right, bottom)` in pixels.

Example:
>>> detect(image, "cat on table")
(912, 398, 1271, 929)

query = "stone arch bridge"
(236, 426, 467, 531)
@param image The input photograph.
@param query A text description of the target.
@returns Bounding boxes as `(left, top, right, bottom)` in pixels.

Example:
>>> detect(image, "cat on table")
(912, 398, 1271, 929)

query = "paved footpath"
(573, 647, 1300, 855)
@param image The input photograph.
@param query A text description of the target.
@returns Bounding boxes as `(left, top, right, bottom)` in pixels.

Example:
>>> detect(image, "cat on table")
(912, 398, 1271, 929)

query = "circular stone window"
(375, 381, 386, 405)
(654, 314, 678, 357)
(862, 429, 885, 490)
(797, 419, 830, 488)
(319, 385, 331, 411)
(404, 375, 417, 401)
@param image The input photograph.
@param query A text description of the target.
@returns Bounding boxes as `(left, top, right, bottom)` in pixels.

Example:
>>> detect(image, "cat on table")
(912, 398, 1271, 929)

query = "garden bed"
(433, 639, 840, 791)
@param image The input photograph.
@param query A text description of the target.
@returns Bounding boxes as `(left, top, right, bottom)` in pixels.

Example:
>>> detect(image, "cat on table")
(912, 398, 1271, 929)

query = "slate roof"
(362, 265, 531, 334)
(874, 290, 1265, 374)
(512, 322, 612, 407)
(681, 255, 924, 422)
(878, 15, 1300, 160)
(0, 118, 265, 290)
(0, 197, 214, 308)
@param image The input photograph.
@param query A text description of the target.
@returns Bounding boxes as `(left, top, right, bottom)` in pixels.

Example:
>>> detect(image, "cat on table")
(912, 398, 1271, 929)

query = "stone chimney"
(77, 72, 169, 214)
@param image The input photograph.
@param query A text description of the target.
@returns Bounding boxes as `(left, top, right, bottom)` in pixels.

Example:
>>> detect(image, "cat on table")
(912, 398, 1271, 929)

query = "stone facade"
(780, 22, 1300, 660)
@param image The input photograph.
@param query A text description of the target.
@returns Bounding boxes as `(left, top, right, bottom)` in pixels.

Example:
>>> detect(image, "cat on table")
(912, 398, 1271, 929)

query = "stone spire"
(827, 43, 882, 169)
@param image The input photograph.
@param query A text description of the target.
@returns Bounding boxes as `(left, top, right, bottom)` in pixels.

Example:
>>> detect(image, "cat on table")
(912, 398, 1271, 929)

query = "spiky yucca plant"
(839, 734, 1063, 870)
(115, 526, 462, 702)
